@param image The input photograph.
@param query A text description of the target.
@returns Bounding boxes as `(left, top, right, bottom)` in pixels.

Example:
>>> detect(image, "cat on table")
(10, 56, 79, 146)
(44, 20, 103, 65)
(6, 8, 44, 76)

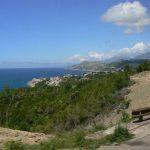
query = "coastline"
(0, 68, 87, 90)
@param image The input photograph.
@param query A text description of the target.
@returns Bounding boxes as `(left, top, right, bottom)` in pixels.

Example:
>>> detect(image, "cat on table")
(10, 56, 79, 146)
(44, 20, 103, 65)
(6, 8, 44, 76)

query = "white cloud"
(69, 54, 88, 62)
(69, 42, 150, 62)
(102, 1, 150, 34)
(119, 42, 150, 57)
(88, 52, 105, 59)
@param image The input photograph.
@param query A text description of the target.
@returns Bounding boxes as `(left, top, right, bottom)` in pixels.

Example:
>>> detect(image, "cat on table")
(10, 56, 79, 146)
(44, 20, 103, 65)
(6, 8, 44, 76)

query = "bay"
(0, 68, 86, 90)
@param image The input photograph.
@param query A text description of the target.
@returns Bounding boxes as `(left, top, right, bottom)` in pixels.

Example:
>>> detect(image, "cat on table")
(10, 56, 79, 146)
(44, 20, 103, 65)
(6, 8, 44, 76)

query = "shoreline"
(0, 68, 87, 90)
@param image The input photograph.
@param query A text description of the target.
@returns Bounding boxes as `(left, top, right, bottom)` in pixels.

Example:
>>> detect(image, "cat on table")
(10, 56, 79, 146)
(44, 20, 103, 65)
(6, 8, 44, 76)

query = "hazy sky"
(0, 0, 150, 67)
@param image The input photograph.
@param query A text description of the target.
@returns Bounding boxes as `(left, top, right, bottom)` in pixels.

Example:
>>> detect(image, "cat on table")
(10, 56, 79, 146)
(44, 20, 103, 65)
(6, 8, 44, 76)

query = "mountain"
(135, 52, 150, 60)
(68, 61, 107, 71)
(68, 59, 147, 71)
(109, 59, 146, 68)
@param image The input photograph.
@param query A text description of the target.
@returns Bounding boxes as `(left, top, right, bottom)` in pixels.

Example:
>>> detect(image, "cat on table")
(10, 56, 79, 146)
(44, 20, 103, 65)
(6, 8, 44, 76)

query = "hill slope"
(135, 52, 150, 60)
(98, 71, 150, 150)
(69, 59, 147, 71)
(68, 61, 107, 71)
(0, 127, 53, 149)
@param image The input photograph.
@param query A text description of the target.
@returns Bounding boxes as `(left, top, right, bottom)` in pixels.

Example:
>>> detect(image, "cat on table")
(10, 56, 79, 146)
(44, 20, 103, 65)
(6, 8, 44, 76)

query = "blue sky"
(0, 0, 150, 67)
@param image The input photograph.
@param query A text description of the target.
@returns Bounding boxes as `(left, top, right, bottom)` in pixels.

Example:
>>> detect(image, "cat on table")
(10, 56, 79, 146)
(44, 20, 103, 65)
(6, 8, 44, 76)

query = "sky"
(0, 0, 150, 67)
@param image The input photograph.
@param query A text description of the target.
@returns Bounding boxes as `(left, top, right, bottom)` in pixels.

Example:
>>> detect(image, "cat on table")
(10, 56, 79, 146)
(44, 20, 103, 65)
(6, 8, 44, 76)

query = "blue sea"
(0, 68, 86, 90)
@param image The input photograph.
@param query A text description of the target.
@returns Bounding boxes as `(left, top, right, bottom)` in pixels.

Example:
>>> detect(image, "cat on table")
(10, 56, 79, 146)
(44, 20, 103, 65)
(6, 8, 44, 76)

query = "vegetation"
(4, 126, 133, 150)
(110, 126, 133, 143)
(0, 71, 130, 133)
(69, 59, 147, 72)
(121, 112, 131, 123)
(137, 60, 150, 72)
(2, 61, 150, 149)
(5, 142, 26, 150)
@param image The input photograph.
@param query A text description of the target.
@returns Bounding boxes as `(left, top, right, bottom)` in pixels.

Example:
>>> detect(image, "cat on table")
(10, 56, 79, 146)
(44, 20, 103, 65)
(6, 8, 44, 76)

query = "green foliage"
(124, 65, 135, 75)
(92, 124, 106, 132)
(137, 60, 150, 72)
(121, 112, 131, 123)
(110, 126, 133, 143)
(0, 72, 130, 133)
(5, 126, 133, 150)
(4, 142, 27, 150)
(73, 131, 86, 147)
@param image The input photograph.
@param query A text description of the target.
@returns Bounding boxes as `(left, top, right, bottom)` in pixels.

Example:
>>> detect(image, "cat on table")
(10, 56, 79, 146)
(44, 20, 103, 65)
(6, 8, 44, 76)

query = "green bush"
(110, 126, 133, 143)
(137, 60, 150, 72)
(73, 131, 86, 147)
(121, 112, 131, 123)
(0, 72, 130, 133)
(5, 142, 27, 150)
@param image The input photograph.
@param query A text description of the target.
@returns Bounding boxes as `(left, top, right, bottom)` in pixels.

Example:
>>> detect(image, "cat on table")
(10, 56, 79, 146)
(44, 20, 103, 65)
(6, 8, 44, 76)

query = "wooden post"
(139, 112, 143, 121)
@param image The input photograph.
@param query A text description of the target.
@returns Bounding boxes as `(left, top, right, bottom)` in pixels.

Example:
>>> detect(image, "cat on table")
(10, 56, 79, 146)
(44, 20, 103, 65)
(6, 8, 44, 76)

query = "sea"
(0, 68, 86, 90)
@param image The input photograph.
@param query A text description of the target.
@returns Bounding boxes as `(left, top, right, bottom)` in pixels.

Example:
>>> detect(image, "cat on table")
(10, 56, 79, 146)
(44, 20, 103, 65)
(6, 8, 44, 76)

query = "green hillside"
(69, 59, 148, 71)
(68, 61, 107, 71)
(3, 61, 150, 150)
(109, 59, 147, 69)
(0, 71, 130, 133)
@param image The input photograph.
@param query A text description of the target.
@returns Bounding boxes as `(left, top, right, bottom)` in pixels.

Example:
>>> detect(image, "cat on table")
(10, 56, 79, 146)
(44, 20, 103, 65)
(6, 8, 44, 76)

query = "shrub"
(137, 60, 150, 72)
(121, 112, 131, 123)
(73, 131, 86, 147)
(0, 71, 130, 133)
(5, 142, 26, 150)
(110, 126, 133, 143)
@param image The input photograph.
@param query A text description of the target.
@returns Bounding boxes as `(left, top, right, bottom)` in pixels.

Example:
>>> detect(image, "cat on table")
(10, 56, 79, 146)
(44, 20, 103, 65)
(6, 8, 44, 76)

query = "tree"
(124, 65, 132, 74)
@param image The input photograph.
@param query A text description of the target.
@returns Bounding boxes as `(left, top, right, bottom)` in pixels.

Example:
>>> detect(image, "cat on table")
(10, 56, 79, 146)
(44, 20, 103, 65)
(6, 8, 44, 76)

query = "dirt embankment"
(0, 127, 54, 148)
(127, 71, 150, 111)
(99, 71, 150, 150)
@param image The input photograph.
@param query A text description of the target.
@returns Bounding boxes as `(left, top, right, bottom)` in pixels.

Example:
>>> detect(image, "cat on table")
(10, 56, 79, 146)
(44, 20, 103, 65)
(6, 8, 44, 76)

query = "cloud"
(120, 42, 150, 56)
(102, 1, 150, 34)
(69, 52, 113, 62)
(69, 42, 150, 62)
(88, 52, 105, 59)
(69, 54, 88, 62)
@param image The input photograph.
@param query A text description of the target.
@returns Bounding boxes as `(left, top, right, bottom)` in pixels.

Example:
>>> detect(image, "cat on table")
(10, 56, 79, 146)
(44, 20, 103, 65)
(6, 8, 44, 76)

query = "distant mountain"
(135, 52, 150, 60)
(68, 61, 107, 71)
(68, 59, 147, 71)
(109, 59, 146, 68)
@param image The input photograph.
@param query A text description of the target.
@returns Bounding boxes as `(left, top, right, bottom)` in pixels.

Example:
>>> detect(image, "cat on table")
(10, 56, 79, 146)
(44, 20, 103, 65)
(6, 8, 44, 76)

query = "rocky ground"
(0, 127, 54, 149)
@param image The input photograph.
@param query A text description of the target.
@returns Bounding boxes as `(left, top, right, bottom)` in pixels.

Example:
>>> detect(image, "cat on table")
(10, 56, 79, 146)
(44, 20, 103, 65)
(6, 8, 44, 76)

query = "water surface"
(0, 68, 86, 90)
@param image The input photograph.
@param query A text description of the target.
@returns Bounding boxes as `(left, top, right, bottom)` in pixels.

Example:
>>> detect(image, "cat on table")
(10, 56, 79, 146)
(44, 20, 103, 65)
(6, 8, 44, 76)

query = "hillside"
(68, 61, 107, 71)
(135, 52, 150, 60)
(0, 71, 130, 134)
(69, 59, 147, 71)
(2, 71, 150, 150)
(99, 71, 150, 150)
(1, 61, 150, 150)
(0, 127, 53, 149)
(109, 59, 146, 69)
